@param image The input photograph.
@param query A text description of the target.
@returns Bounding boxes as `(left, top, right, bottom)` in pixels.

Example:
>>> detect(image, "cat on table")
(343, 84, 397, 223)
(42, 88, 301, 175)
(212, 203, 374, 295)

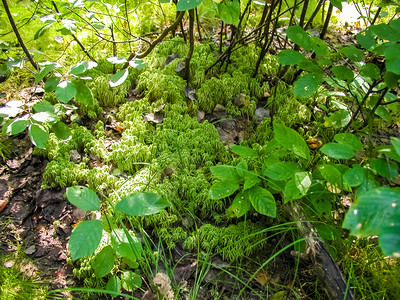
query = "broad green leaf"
(55, 81, 77, 103)
(331, 0, 343, 11)
(34, 23, 53, 40)
(109, 69, 129, 87)
(66, 186, 100, 211)
(226, 191, 251, 218)
(217, 0, 240, 26)
(70, 61, 89, 75)
(356, 29, 375, 50)
(324, 110, 351, 128)
(247, 186, 276, 217)
(310, 36, 330, 57)
(384, 43, 400, 75)
(283, 178, 303, 202)
(209, 181, 239, 199)
(35, 63, 57, 83)
(110, 229, 142, 260)
(273, 122, 310, 160)
(370, 23, 400, 42)
(106, 276, 121, 294)
(74, 81, 94, 105)
(243, 173, 261, 191)
(343, 188, 400, 256)
(377, 144, 400, 163)
(317, 224, 339, 241)
(318, 164, 343, 191)
(384, 71, 400, 89)
(286, 25, 313, 51)
(91, 246, 115, 278)
(235, 160, 248, 177)
(375, 105, 391, 122)
(61, 18, 77, 34)
(121, 271, 141, 292)
(44, 76, 60, 92)
(361, 63, 380, 80)
(116, 192, 169, 216)
(210, 165, 241, 183)
(32, 111, 58, 124)
(304, 182, 332, 217)
(230, 145, 258, 157)
(28, 123, 49, 149)
(107, 57, 127, 64)
(263, 161, 298, 181)
(177, 0, 203, 11)
(7, 119, 29, 135)
(320, 143, 355, 159)
(391, 137, 400, 157)
(370, 158, 398, 180)
(340, 45, 364, 62)
(0, 106, 23, 118)
(343, 165, 365, 187)
(293, 72, 324, 98)
(129, 59, 145, 69)
(277, 50, 306, 65)
(331, 65, 354, 83)
(334, 132, 363, 151)
(52, 121, 71, 140)
(69, 220, 102, 260)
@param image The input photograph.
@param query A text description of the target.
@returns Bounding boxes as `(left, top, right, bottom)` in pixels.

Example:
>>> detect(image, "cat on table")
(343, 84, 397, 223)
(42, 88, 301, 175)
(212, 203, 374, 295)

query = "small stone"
(213, 104, 226, 112)
(255, 107, 270, 125)
(25, 245, 36, 255)
(4, 260, 15, 268)
(70, 150, 81, 163)
(197, 111, 205, 122)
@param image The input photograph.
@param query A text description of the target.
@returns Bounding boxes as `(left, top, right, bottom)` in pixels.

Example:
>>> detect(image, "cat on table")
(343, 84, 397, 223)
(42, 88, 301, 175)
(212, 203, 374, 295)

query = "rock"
(197, 111, 205, 122)
(70, 150, 81, 163)
(4, 260, 15, 268)
(255, 107, 270, 125)
(25, 245, 36, 255)
(213, 104, 226, 112)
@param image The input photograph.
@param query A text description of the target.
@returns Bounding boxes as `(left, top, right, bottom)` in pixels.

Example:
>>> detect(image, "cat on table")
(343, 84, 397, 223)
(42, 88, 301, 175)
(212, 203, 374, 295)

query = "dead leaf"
(0, 199, 8, 212)
(255, 271, 270, 286)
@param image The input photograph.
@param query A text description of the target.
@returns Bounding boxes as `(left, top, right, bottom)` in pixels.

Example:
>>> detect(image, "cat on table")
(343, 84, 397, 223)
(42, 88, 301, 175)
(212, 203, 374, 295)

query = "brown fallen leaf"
(0, 199, 8, 212)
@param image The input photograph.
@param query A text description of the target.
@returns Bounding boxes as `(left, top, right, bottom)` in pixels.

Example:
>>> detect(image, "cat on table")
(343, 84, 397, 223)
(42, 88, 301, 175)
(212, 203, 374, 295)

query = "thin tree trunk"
(184, 9, 194, 83)
(319, 3, 333, 40)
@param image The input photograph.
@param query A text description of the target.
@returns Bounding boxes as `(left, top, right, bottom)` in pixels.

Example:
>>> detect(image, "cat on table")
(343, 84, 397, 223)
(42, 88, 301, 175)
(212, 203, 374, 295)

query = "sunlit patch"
(356, 223, 362, 229)
(354, 209, 358, 215)
(392, 202, 397, 208)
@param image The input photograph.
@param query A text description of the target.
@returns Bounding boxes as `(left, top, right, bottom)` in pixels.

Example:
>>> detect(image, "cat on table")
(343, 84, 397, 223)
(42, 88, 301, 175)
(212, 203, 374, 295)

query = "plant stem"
(184, 9, 195, 83)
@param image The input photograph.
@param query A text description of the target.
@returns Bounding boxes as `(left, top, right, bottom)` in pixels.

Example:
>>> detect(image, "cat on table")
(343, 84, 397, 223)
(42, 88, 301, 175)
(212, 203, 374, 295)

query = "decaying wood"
(286, 201, 355, 300)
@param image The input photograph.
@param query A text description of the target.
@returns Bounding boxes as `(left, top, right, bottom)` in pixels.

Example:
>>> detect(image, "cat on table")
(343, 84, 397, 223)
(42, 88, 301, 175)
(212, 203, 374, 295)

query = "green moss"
(88, 74, 132, 107)
(42, 158, 90, 188)
(0, 134, 11, 161)
(183, 221, 267, 262)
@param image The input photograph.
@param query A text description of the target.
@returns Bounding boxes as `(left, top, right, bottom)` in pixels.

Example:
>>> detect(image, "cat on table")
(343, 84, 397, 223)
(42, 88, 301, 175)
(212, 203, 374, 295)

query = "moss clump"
(183, 221, 267, 262)
(42, 159, 90, 188)
(88, 74, 131, 107)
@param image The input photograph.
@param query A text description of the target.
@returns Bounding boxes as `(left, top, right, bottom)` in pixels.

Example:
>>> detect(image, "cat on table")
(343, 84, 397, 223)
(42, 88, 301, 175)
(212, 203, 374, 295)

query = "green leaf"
(331, 0, 343, 11)
(375, 105, 391, 122)
(210, 165, 240, 183)
(340, 45, 364, 62)
(52, 121, 71, 140)
(320, 143, 355, 159)
(230, 145, 258, 157)
(66, 186, 100, 211)
(110, 229, 142, 260)
(34, 23, 53, 40)
(55, 81, 77, 103)
(277, 50, 306, 65)
(370, 158, 398, 180)
(209, 181, 239, 199)
(273, 121, 310, 160)
(74, 81, 94, 105)
(129, 59, 145, 69)
(343, 165, 365, 187)
(69, 220, 102, 260)
(177, 0, 203, 11)
(121, 271, 141, 292)
(384, 71, 400, 89)
(318, 164, 343, 191)
(361, 63, 380, 80)
(384, 43, 400, 75)
(106, 276, 121, 294)
(324, 109, 351, 129)
(263, 161, 298, 181)
(243, 173, 261, 191)
(235, 160, 248, 177)
(286, 25, 313, 51)
(35, 63, 57, 83)
(226, 191, 251, 218)
(310, 36, 330, 58)
(0, 106, 23, 118)
(391, 137, 400, 158)
(44, 76, 60, 92)
(343, 188, 400, 256)
(334, 132, 363, 151)
(217, 0, 240, 27)
(109, 69, 129, 87)
(7, 119, 29, 135)
(116, 192, 169, 216)
(331, 66, 354, 83)
(356, 29, 375, 50)
(293, 72, 324, 98)
(304, 182, 332, 217)
(370, 23, 400, 42)
(247, 186, 276, 217)
(70, 61, 89, 75)
(28, 123, 49, 149)
(61, 18, 77, 34)
(32, 111, 58, 124)
(91, 246, 115, 278)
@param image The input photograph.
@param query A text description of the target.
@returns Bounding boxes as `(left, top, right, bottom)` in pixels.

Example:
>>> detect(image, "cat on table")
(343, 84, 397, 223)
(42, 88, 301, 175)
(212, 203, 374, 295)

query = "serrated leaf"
(230, 145, 258, 157)
(74, 81, 93, 105)
(209, 181, 239, 200)
(69, 220, 102, 260)
(52, 121, 71, 140)
(55, 81, 77, 103)
(343, 165, 365, 187)
(320, 143, 355, 159)
(331, 65, 354, 83)
(277, 49, 306, 65)
(226, 191, 251, 218)
(109, 69, 129, 87)
(91, 246, 115, 278)
(121, 271, 141, 292)
(293, 72, 324, 98)
(32, 111, 58, 123)
(116, 192, 168, 216)
(66, 186, 100, 211)
(286, 25, 313, 51)
(263, 161, 298, 181)
(210, 165, 240, 183)
(334, 132, 363, 151)
(340, 45, 364, 62)
(28, 123, 49, 149)
(273, 122, 310, 160)
(247, 186, 276, 217)
(177, 0, 203, 11)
